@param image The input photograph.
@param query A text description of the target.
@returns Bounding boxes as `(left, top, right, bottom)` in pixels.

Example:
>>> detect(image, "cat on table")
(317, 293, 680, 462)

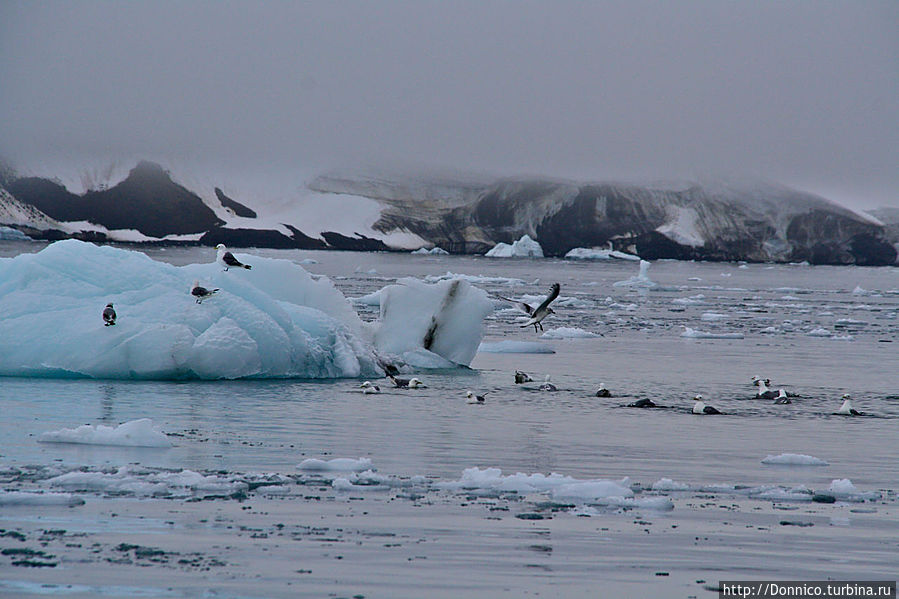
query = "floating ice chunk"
(751, 485, 813, 501)
(673, 294, 706, 305)
(0, 491, 85, 506)
(350, 289, 383, 306)
(852, 285, 870, 296)
(0, 240, 382, 380)
(477, 341, 555, 354)
(551, 480, 634, 501)
(761, 453, 829, 466)
(759, 326, 781, 334)
(540, 327, 599, 339)
(830, 335, 854, 341)
(299, 258, 319, 265)
(681, 327, 744, 339)
(436, 467, 634, 504)
(375, 277, 493, 367)
(47, 466, 247, 497)
(297, 457, 374, 472)
(701, 312, 728, 321)
(485, 234, 544, 258)
(412, 246, 449, 255)
(827, 479, 880, 502)
(564, 247, 639, 261)
(0, 225, 30, 241)
(651, 478, 690, 491)
(38, 418, 172, 448)
(613, 260, 657, 288)
(806, 328, 832, 337)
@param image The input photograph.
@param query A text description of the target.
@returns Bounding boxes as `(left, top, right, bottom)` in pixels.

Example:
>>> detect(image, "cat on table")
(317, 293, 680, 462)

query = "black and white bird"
(191, 280, 220, 304)
(692, 394, 723, 415)
(494, 283, 561, 333)
(628, 398, 658, 408)
(773, 389, 791, 404)
(755, 379, 778, 400)
(389, 375, 426, 389)
(834, 393, 863, 416)
(102, 303, 116, 326)
(466, 390, 487, 404)
(539, 375, 557, 392)
(215, 244, 252, 271)
(360, 381, 381, 394)
(595, 384, 612, 398)
(514, 370, 533, 384)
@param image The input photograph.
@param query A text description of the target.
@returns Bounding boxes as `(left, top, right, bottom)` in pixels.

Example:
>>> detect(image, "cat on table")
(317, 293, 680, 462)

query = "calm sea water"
(1, 242, 897, 598)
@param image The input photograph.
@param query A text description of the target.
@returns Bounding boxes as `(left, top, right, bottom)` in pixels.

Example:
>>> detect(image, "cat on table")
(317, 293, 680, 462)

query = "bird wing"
(491, 293, 534, 316)
(534, 283, 560, 313)
(222, 252, 243, 266)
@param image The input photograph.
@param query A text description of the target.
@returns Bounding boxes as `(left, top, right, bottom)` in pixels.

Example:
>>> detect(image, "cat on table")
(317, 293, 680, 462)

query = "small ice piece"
(651, 478, 690, 491)
(613, 260, 657, 288)
(701, 312, 727, 321)
(673, 294, 706, 305)
(38, 418, 172, 448)
(297, 457, 374, 472)
(299, 258, 319, 265)
(852, 285, 869, 296)
(477, 341, 556, 354)
(681, 327, 744, 339)
(826, 479, 879, 502)
(807, 328, 832, 337)
(485, 234, 544, 258)
(412, 246, 449, 255)
(424, 272, 525, 286)
(761, 453, 829, 466)
(0, 491, 85, 506)
(540, 327, 599, 339)
(564, 247, 639, 261)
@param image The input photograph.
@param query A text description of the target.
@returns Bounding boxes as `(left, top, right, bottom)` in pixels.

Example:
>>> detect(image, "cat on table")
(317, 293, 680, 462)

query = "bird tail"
(243, 265, 252, 270)
(212, 288, 220, 294)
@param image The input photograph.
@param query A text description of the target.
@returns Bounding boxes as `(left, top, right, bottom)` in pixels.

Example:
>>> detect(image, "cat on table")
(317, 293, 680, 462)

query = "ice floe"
(297, 457, 374, 472)
(485, 234, 544, 258)
(564, 247, 640, 261)
(761, 453, 829, 467)
(681, 327, 744, 339)
(0, 491, 85, 506)
(540, 327, 600, 339)
(38, 418, 172, 448)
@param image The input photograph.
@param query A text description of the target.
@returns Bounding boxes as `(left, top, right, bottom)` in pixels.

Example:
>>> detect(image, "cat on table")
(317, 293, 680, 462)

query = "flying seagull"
(494, 282, 561, 333)
(191, 280, 220, 304)
(102, 303, 116, 326)
(215, 244, 252, 271)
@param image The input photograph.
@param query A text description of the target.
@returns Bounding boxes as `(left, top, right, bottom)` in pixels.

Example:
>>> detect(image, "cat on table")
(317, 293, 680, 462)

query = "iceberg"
(0, 241, 490, 379)
(0, 225, 30, 241)
(38, 418, 172, 448)
(564, 247, 640, 261)
(485, 234, 544, 258)
(761, 453, 829, 466)
(613, 259, 657, 288)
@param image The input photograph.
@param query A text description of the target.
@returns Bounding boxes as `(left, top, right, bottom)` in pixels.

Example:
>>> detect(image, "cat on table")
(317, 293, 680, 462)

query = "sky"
(1, 1, 897, 208)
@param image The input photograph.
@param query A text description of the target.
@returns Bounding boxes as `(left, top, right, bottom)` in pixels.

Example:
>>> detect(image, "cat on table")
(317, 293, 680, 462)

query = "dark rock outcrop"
(6, 161, 224, 237)
(321, 231, 390, 251)
(214, 187, 257, 218)
(200, 226, 327, 249)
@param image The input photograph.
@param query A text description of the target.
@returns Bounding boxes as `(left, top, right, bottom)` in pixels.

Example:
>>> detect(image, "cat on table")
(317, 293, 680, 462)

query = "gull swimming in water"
(514, 370, 533, 384)
(102, 303, 116, 326)
(834, 393, 863, 416)
(389, 375, 426, 389)
(360, 381, 381, 394)
(494, 283, 561, 333)
(595, 383, 612, 398)
(628, 398, 658, 408)
(692, 394, 722, 415)
(215, 244, 252, 271)
(773, 389, 791, 404)
(539, 375, 557, 392)
(466, 390, 487, 404)
(755, 379, 778, 400)
(191, 280, 219, 304)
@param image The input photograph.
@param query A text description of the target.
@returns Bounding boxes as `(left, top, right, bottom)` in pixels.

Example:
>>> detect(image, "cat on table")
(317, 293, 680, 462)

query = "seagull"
(102, 303, 116, 326)
(539, 375, 557, 392)
(773, 389, 791, 404)
(215, 244, 252, 271)
(360, 381, 381, 394)
(692, 394, 722, 415)
(191, 280, 220, 304)
(834, 393, 863, 416)
(755, 378, 778, 400)
(628, 398, 658, 408)
(389, 375, 426, 389)
(494, 283, 561, 332)
(466, 390, 487, 404)
(514, 370, 533, 384)
(595, 384, 612, 398)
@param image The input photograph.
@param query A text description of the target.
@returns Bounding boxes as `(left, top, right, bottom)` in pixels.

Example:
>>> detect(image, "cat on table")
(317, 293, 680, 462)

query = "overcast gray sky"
(1, 1, 897, 207)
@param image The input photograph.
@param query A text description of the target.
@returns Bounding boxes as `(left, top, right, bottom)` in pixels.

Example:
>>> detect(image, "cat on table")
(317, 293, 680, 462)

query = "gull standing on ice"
(692, 394, 722, 415)
(191, 280, 219, 304)
(360, 381, 381, 394)
(494, 283, 561, 333)
(102, 303, 116, 326)
(466, 390, 487, 404)
(834, 394, 863, 416)
(216, 244, 252, 271)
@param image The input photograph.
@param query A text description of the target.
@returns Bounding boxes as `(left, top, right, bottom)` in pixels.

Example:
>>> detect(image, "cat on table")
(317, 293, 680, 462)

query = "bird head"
(841, 393, 851, 400)
(466, 391, 473, 398)
(215, 244, 226, 251)
(106, 303, 113, 308)
(360, 381, 371, 388)
(692, 394, 703, 402)
(409, 378, 422, 387)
